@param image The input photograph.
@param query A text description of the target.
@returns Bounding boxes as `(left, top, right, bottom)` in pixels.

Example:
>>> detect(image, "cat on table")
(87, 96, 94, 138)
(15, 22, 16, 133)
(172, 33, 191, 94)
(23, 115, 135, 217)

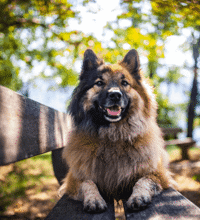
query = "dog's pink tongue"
(107, 108, 121, 116)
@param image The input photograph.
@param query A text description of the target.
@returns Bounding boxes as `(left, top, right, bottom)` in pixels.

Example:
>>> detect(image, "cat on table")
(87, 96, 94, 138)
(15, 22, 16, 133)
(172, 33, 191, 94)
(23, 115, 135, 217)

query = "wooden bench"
(165, 138, 196, 160)
(161, 127, 196, 160)
(161, 127, 183, 140)
(1, 85, 200, 220)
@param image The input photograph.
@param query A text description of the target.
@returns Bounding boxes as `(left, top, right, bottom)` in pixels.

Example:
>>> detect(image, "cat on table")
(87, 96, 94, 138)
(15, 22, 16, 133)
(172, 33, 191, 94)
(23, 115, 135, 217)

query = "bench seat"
(46, 188, 200, 220)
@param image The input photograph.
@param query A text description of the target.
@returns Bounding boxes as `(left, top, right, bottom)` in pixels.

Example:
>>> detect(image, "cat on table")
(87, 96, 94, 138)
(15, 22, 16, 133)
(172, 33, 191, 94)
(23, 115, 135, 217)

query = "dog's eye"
(95, 81, 104, 86)
(121, 80, 129, 86)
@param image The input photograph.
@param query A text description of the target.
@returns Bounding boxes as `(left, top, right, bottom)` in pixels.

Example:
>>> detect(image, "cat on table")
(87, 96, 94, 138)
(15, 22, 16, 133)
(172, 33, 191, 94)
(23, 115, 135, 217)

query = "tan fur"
(60, 50, 177, 212)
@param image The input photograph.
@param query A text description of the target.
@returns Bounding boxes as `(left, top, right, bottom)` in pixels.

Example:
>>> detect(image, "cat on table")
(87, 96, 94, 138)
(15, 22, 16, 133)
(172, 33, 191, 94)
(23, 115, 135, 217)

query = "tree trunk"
(187, 36, 199, 138)
(187, 67, 198, 138)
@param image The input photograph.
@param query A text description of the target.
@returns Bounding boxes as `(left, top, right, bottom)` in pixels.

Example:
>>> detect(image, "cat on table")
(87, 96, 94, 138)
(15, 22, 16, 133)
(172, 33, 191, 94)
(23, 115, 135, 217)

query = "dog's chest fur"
(86, 139, 154, 199)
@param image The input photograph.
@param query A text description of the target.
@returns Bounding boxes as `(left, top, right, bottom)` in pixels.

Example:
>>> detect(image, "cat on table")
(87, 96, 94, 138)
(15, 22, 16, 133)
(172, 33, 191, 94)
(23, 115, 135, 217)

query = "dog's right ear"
(81, 49, 104, 74)
(120, 49, 140, 77)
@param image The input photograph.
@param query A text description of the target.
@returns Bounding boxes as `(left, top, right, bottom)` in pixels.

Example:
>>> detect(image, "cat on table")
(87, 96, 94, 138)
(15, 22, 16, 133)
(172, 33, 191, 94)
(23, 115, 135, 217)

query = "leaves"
(0, 0, 96, 90)
(151, 0, 200, 30)
(105, 0, 200, 126)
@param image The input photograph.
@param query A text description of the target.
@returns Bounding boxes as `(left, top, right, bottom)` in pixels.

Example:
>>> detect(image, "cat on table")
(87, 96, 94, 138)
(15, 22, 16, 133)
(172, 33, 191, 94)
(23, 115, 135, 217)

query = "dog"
(59, 49, 176, 212)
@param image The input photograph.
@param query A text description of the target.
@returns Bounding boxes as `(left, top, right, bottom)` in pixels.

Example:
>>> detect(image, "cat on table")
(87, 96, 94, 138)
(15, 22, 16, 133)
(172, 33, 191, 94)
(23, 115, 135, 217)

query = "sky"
(22, 0, 199, 142)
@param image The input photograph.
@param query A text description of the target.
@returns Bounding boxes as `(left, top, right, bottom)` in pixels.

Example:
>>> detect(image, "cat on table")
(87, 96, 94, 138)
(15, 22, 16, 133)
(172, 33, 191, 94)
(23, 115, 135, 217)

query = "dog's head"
(69, 49, 156, 131)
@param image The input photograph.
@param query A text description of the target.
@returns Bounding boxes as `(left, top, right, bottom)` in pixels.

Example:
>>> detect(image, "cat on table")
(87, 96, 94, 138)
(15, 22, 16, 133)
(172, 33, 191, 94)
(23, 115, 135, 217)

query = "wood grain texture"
(123, 187, 200, 220)
(0, 85, 72, 165)
(45, 194, 115, 220)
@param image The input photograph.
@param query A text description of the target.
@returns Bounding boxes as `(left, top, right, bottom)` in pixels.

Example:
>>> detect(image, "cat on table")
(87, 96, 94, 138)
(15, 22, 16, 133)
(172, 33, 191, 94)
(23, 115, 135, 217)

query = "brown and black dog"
(59, 49, 177, 212)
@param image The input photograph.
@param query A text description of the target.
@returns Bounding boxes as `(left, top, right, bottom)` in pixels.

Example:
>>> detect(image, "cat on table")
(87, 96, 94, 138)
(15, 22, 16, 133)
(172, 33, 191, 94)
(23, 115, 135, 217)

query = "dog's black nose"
(108, 91, 122, 102)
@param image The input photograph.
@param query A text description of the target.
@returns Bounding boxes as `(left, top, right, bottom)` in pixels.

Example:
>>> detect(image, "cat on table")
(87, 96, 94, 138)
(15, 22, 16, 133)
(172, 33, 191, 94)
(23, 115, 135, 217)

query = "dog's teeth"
(106, 108, 121, 116)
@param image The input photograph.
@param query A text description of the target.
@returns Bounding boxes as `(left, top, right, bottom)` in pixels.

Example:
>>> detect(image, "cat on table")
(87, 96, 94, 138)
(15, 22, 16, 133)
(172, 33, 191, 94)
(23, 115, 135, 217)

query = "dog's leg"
(126, 176, 162, 210)
(81, 180, 107, 212)
(59, 172, 107, 213)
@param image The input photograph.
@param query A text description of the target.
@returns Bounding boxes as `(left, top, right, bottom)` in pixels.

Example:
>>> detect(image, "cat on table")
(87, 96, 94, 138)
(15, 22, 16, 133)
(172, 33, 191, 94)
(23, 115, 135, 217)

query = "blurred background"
(0, 0, 200, 219)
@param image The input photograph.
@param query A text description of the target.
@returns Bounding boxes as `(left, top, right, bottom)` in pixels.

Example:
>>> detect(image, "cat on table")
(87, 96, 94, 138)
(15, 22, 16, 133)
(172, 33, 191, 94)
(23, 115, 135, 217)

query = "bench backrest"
(0, 85, 71, 166)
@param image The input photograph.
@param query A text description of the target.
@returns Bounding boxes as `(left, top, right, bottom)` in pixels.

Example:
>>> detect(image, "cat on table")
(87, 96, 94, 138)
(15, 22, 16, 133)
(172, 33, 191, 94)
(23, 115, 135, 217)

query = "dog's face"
(69, 49, 156, 130)
(84, 63, 132, 123)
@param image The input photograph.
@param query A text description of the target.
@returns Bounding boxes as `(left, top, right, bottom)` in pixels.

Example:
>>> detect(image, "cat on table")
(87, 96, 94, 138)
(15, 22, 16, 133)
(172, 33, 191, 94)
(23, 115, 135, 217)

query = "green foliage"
(166, 145, 180, 155)
(0, 33, 23, 90)
(103, 0, 200, 127)
(166, 67, 182, 84)
(0, 0, 98, 91)
(194, 117, 200, 128)
(57, 66, 78, 87)
(0, 0, 198, 127)
(192, 174, 200, 182)
(150, 0, 200, 135)
(151, 0, 200, 30)
(104, 0, 184, 126)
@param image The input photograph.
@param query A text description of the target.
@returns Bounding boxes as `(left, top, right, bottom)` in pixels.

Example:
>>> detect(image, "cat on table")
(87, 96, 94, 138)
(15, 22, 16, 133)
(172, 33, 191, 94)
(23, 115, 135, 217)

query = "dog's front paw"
(83, 195, 107, 213)
(81, 180, 107, 213)
(126, 191, 152, 210)
(126, 177, 162, 211)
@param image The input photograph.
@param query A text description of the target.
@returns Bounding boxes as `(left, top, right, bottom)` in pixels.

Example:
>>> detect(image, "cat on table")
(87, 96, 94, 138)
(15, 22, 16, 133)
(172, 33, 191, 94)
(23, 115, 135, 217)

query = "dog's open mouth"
(106, 106, 122, 116)
(102, 105, 123, 122)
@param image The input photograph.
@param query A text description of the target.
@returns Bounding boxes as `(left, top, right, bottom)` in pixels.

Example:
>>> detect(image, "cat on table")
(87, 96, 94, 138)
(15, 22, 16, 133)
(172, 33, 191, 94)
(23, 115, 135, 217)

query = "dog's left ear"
(120, 49, 140, 77)
(81, 49, 104, 73)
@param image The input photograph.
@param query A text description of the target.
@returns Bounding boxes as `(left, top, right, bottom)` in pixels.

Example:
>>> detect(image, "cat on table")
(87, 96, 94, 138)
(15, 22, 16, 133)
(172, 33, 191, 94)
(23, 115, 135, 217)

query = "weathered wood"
(45, 194, 115, 220)
(0, 85, 72, 166)
(165, 137, 195, 146)
(47, 188, 200, 220)
(161, 127, 182, 139)
(123, 188, 200, 220)
(165, 137, 196, 160)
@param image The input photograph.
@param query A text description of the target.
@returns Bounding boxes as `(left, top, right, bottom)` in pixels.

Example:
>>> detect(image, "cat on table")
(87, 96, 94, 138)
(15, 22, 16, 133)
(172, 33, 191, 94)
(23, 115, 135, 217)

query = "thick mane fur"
(69, 73, 157, 143)
(60, 49, 177, 212)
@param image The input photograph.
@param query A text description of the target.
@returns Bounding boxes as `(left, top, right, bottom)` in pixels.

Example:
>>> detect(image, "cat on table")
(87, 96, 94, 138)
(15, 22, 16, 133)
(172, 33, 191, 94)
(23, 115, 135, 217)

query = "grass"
(166, 145, 180, 154)
(166, 145, 200, 161)
(0, 152, 55, 213)
(192, 174, 200, 182)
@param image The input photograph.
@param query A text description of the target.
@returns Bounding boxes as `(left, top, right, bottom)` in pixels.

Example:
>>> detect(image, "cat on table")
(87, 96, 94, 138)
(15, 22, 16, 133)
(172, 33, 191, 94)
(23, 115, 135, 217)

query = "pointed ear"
(81, 49, 104, 73)
(120, 49, 140, 76)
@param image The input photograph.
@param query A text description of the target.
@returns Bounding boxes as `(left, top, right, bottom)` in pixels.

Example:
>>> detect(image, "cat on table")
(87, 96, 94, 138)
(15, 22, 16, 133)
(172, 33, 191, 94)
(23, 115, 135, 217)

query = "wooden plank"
(165, 137, 196, 147)
(123, 188, 200, 220)
(161, 127, 182, 138)
(45, 194, 115, 220)
(0, 85, 72, 166)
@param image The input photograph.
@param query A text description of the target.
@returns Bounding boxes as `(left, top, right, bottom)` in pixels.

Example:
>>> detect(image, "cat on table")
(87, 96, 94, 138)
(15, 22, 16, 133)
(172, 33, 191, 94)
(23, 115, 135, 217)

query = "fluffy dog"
(59, 49, 176, 212)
